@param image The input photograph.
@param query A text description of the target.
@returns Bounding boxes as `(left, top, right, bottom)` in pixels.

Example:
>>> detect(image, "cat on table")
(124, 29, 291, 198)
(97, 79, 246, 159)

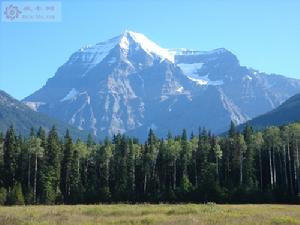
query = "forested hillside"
(0, 122, 299, 205)
(240, 93, 300, 129)
(0, 90, 89, 140)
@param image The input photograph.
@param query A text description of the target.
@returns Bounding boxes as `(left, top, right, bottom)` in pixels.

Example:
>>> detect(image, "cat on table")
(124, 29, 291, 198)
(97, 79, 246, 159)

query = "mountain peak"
(69, 31, 174, 66)
(121, 30, 138, 37)
(118, 30, 174, 63)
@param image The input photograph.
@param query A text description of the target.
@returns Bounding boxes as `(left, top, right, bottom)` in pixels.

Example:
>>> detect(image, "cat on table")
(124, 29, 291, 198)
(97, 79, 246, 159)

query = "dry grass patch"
(0, 204, 300, 225)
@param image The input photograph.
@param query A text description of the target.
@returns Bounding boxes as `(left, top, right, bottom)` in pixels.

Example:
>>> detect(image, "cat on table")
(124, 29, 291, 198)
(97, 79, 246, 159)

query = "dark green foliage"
(1, 122, 300, 204)
(6, 182, 24, 205)
(3, 126, 17, 189)
(40, 126, 62, 204)
(0, 187, 7, 205)
(61, 130, 73, 202)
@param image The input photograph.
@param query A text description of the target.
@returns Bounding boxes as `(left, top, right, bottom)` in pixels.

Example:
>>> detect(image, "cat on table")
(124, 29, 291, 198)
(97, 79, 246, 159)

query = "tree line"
(0, 122, 299, 205)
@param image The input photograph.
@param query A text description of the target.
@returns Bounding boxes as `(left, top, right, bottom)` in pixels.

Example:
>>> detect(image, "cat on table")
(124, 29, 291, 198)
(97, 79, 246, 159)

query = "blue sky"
(1, 0, 300, 100)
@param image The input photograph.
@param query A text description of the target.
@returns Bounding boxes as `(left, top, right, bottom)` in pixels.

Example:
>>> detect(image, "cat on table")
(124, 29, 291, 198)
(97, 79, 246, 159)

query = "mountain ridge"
(238, 93, 300, 130)
(0, 89, 90, 139)
(23, 31, 300, 139)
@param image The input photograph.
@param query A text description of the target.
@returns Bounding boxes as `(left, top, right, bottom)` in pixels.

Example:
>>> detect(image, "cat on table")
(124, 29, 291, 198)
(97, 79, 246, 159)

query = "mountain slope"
(239, 93, 300, 129)
(174, 49, 300, 120)
(0, 90, 89, 138)
(23, 31, 300, 139)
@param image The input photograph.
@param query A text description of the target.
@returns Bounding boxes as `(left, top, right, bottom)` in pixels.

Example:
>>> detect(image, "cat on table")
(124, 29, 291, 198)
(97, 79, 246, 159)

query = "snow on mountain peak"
(69, 36, 120, 66)
(120, 30, 174, 63)
(69, 30, 174, 67)
(170, 48, 229, 56)
(177, 63, 224, 86)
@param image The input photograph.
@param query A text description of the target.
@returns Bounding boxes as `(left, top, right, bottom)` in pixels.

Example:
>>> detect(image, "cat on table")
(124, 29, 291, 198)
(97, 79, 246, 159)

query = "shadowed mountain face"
(23, 31, 300, 139)
(0, 90, 88, 139)
(239, 93, 300, 130)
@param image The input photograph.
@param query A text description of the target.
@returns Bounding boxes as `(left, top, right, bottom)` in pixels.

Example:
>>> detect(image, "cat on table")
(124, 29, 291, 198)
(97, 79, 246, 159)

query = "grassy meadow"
(0, 204, 300, 225)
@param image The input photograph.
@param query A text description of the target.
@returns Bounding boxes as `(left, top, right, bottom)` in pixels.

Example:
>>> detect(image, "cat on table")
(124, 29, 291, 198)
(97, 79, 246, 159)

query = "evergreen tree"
(127, 139, 137, 199)
(243, 124, 256, 187)
(3, 126, 17, 190)
(85, 138, 98, 203)
(96, 138, 112, 201)
(37, 127, 47, 149)
(143, 129, 159, 198)
(40, 126, 61, 204)
(61, 130, 73, 202)
(69, 143, 81, 203)
(179, 129, 192, 194)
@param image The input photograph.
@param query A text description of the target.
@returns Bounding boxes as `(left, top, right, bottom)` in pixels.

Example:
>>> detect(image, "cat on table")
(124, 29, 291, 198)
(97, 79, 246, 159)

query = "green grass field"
(0, 204, 300, 225)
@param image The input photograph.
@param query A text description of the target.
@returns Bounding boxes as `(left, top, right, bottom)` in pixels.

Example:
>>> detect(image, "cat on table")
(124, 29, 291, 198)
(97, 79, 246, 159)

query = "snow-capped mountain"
(23, 31, 300, 139)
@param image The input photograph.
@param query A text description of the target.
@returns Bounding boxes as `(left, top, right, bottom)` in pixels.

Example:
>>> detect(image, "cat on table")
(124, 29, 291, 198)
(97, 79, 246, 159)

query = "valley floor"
(1, 204, 300, 225)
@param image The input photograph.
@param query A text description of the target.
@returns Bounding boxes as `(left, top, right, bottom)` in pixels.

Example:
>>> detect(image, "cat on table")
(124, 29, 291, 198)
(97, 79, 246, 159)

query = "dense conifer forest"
(0, 122, 300, 205)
